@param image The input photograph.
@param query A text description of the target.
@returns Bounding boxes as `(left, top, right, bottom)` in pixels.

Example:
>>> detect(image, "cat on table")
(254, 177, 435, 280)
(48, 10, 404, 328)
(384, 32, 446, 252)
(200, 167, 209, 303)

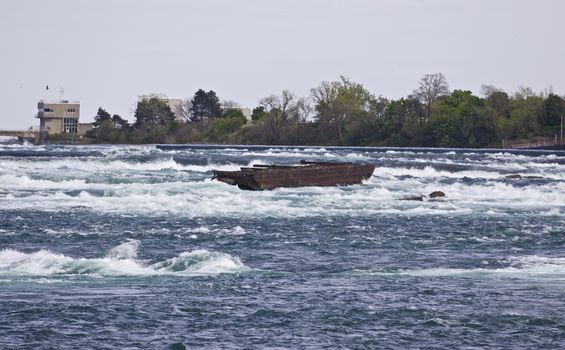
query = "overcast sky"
(1, 0, 564, 129)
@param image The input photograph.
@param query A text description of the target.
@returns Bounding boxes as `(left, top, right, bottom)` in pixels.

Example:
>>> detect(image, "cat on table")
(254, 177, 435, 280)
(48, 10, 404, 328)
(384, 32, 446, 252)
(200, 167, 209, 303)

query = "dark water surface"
(0, 144, 564, 349)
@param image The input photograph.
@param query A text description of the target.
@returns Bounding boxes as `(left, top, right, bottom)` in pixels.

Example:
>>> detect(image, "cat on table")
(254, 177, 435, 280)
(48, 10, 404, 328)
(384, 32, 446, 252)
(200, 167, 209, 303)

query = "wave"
(368, 256, 565, 279)
(372, 165, 501, 179)
(0, 174, 90, 189)
(373, 164, 565, 181)
(0, 240, 249, 277)
(1, 165, 560, 195)
(239, 148, 369, 160)
(241, 150, 323, 158)
(0, 178, 562, 217)
(0, 157, 245, 174)
(1, 146, 563, 218)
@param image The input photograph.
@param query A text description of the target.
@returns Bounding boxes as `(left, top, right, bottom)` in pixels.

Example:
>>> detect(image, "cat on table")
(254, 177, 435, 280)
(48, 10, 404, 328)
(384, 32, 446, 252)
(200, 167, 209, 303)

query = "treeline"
(86, 74, 564, 147)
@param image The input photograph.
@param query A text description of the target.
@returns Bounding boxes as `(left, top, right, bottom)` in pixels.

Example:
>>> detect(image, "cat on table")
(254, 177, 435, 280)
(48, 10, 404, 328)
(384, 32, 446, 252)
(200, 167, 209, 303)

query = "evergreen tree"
(92, 107, 112, 127)
(540, 93, 563, 134)
(251, 106, 268, 124)
(189, 89, 223, 122)
(134, 97, 175, 127)
(206, 90, 223, 118)
(112, 114, 129, 129)
(222, 108, 247, 122)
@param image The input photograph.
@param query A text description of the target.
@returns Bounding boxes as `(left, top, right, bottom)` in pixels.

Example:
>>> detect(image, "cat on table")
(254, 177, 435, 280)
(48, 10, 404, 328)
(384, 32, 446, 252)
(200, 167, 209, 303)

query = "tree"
(206, 91, 222, 118)
(208, 110, 247, 142)
(480, 85, 502, 98)
(189, 89, 222, 122)
(507, 95, 543, 140)
(92, 107, 112, 128)
(259, 90, 302, 143)
(482, 86, 511, 117)
(189, 90, 208, 122)
(174, 98, 192, 123)
(111, 114, 129, 129)
(513, 86, 535, 100)
(134, 96, 176, 127)
(380, 97, 425, 145)
(95, 119, 121, 143)
(413, 73, 450, 122)
(310, 77, 374, 144)
(540, 93, 563, 134)
(343, 96, 390, 146)
(222, 108, 246, 121)
(251, 106, 268, 124)
(221, 100, 241, 109)
(433, 90, 501, 147)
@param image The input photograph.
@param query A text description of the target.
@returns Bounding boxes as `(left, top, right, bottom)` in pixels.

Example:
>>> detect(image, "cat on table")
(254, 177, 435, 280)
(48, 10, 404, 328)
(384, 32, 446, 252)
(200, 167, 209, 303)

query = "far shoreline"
(3, 139, 564, 153)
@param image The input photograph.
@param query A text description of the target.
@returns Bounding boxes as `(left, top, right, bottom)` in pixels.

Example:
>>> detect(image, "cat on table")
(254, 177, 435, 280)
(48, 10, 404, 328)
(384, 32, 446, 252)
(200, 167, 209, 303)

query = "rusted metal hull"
(213, 161, 375, 190)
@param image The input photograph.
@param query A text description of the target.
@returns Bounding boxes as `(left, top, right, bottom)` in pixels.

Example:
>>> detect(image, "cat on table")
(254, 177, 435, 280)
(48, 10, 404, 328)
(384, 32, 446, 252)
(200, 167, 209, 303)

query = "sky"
(1, 0, 564, 129)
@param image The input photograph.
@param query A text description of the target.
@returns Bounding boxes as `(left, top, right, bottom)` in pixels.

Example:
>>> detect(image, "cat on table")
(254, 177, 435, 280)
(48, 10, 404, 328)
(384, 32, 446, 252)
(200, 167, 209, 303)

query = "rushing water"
(0, 144, 564, 349)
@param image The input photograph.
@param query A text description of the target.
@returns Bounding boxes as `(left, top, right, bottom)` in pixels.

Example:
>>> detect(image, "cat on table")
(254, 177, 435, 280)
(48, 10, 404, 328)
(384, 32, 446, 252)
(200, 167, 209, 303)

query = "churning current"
(0, 144, 564, 349)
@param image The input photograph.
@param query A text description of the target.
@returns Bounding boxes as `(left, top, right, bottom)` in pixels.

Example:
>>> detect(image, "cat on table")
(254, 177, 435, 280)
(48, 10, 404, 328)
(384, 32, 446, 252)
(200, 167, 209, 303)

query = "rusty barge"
(212, 160, 375, 190)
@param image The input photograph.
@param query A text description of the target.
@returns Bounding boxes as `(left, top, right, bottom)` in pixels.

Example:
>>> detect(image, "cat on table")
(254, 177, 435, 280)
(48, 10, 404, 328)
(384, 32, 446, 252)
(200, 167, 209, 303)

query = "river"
(0, 144, 564, 349)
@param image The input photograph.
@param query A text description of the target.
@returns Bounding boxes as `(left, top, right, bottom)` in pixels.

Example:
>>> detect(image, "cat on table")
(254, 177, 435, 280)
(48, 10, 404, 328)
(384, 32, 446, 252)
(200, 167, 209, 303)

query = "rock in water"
(505, 174, 522, 179)
(401, 195, 424, 201)
(505, 174, 543, 180)
(429, 191, 445, 198)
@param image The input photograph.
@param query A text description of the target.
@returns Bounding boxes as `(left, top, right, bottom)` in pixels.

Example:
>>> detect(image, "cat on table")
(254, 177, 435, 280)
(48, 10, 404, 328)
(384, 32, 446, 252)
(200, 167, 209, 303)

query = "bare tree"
(259, 90, 300, 143)
(413, 73, 449, 121)
(513, 86, 535, 100)
(294, 97, 313, 123)
(310, 80, 340, 114)
(221, 100, 241, 110)
(175, 98, 192, 123)
(480, 85, 502, 98)
(138, 93, 167, 100)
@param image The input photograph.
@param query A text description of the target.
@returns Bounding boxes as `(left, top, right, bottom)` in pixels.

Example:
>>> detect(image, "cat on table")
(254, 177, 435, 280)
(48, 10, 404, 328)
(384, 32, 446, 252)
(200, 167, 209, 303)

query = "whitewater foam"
(107, 239, 140, 260)
(0, 241, 249, 277)
(0, 175, 562, 217)
(1, 146, 563, 218)
(369, 256, 565, 279)
(0, 157, 246, 179)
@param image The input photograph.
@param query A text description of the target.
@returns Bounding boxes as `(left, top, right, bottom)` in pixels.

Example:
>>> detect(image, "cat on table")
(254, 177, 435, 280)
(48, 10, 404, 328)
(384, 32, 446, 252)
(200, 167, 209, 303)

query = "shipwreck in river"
(212, 160, 375, 190)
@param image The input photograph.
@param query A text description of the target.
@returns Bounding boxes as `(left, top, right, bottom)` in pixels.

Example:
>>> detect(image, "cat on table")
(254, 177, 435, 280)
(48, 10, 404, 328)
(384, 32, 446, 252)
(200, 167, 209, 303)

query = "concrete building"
(37, 100, 80, 134)
(238, 107, 252, 123)
(164, 98, 185, 123)
(78, 123, 93, 135)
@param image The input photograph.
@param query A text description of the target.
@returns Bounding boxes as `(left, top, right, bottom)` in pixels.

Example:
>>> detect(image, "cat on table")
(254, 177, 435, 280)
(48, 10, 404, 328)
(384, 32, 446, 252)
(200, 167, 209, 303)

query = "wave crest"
(368, 256, 565, 279)
(0, 241, 249, 277)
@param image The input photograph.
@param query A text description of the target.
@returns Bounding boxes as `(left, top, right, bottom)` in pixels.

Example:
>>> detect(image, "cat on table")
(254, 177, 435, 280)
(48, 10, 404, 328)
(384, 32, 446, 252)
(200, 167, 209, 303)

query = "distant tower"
(59, 87, 65, 101)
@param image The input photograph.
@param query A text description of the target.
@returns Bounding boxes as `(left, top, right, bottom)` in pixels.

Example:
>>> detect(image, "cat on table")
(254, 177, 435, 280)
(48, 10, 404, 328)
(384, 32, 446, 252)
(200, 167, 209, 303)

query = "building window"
(63, 118, 78, 133)
(68, 108, 76, 113)
(44, 108, 53, 112)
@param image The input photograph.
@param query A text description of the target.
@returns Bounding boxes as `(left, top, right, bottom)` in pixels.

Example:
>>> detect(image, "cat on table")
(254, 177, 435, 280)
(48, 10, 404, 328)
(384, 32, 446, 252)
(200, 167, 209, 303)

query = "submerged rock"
(505, 174, 543, 180)
(400, 195, 424, 201)
(505, 174, 522, 179)
(429, 191, 445, 198)
(400, 191, 445, 201)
